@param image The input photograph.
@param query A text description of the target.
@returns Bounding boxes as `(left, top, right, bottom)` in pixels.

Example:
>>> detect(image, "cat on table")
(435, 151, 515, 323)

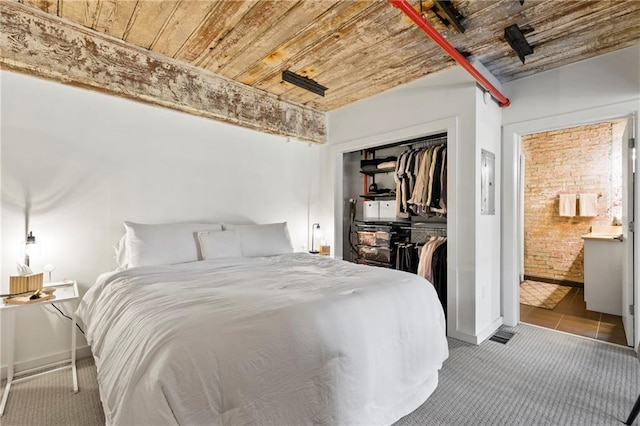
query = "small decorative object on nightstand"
(0, 280, 80, 416)
(43, 264, 56, 283)
(319, 241, 331, 256)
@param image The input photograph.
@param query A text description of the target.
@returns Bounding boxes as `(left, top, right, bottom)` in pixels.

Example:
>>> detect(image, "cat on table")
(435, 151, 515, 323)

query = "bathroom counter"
(581, 232, 623, 241)
(582, 224, 623, 241)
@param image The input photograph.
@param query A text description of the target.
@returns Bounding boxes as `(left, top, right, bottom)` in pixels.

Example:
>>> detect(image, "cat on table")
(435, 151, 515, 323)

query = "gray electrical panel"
(481, 149, 495, 215)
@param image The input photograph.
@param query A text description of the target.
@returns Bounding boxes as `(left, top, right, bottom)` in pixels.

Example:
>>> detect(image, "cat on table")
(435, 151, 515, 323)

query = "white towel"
(559, 194, 576, 217)
(579, 193, 598, 217)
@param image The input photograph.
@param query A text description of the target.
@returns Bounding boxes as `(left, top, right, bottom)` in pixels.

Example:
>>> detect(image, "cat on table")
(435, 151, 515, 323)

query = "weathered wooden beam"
(0, 1, 326, 144)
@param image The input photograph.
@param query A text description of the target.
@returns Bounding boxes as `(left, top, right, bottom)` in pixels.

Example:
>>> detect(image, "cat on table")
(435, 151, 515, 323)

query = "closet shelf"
(355, 219, 446, 228)
(359, 193, 395, 200)
(359, 167, 396, 176)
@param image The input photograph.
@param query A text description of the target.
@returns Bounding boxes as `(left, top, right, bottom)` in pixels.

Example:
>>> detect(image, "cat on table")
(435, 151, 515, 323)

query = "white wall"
(325, 66, 503, 344)
(1, 71, 321, 372)
(500, 46, 640, 350)
(503, 46, 640, 126)
(475, 89, 502, 334)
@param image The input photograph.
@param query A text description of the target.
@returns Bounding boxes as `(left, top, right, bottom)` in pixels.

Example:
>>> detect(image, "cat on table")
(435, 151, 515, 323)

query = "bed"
(77, 222, 448, 425)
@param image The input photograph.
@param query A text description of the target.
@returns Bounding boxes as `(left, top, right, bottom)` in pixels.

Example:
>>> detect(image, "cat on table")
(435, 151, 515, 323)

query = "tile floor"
(520, 286, 628, 346)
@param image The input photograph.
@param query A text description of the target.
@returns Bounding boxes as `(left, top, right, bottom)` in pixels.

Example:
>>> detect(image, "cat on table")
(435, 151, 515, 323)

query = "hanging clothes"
(432, 148, 447, 215)
(394, 151, 410, 219)
(428, 146, 445, 211)
(425, 146, 442, 209)
(431, 241, 447, 315)
(395, 243, 419, 273)
(417, 236, 446, 282)
(408, 147, 432, 212)
(400, 144, 447, 218)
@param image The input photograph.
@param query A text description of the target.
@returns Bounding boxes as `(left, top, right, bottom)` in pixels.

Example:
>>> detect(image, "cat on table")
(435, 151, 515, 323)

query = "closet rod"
(400, 137, 447, 149)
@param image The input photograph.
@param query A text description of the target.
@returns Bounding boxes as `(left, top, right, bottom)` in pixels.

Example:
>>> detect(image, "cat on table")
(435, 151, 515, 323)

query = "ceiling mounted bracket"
(504, 24, 533, 64)
(432, 0, 465, 33)
(388, 0, 510, 107)
(282, 70, 327, 97)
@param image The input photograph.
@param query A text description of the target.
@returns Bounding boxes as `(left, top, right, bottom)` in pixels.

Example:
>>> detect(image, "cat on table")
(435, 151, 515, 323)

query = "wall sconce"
(24, 231, 40, 266)
(310, 223, 322, 254)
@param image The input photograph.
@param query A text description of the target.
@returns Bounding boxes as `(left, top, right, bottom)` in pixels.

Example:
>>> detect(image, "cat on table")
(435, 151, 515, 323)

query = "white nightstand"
(0, 280, 79, 416)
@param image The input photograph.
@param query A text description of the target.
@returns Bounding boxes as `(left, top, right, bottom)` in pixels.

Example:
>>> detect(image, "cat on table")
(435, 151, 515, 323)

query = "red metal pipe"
(388, 0, 511, 108)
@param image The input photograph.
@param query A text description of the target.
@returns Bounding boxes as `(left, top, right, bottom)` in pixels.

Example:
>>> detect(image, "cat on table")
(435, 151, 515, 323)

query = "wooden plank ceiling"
(13, 0, 640, 112)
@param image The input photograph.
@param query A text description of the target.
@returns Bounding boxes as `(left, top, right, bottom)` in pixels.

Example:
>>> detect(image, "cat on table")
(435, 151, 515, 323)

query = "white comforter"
(77, 253, 448, 425)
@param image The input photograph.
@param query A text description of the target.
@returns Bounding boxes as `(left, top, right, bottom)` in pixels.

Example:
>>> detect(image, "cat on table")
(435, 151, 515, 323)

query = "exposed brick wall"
(522, 120, 626, 283)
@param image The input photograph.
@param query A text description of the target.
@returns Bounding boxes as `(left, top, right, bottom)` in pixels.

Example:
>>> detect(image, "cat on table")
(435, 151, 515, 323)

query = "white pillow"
(124, 221, 223, 267)
(114, 235, 129, 270)
(223, 222, 294, 258)
(197, 229, 243, 259)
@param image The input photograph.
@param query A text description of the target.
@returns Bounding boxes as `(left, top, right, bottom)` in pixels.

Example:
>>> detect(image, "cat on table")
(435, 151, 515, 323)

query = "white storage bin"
(378, 200, 397, 219)
(363, 201, 379, 220)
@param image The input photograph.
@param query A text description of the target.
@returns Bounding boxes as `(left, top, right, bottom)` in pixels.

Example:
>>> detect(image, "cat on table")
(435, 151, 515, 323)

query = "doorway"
(518, 119, 630, 346)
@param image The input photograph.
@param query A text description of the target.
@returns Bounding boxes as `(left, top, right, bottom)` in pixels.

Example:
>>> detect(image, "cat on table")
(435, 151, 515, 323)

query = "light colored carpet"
(520, 280, 572, 309)
(1, 357, 104, 425)
(2, 324, 638, 425)
(396, 324, 639, 425)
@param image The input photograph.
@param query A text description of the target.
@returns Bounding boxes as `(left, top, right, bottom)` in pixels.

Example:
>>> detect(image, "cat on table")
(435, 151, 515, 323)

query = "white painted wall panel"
(475, 88, 503, 335)
(1, 71, 319, 371)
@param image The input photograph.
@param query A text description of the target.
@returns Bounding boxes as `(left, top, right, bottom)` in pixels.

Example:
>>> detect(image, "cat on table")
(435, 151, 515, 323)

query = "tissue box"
(9, 272, 43, 295)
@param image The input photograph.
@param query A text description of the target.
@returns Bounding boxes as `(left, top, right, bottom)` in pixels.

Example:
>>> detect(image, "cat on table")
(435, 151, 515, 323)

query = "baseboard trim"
(1, 345, 92, 380)
(524, 275, 584, 288)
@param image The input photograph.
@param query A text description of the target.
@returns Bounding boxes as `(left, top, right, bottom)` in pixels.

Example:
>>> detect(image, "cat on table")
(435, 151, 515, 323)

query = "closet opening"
(342, 132, 448, 316)
(519, 118, 632, 346)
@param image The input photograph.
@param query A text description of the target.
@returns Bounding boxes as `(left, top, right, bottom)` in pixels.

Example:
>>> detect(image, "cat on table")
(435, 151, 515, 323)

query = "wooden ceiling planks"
(308, 50, 455, 111)
(279, 3, 464, 106)
(123, 1, 181, 49)
(494, 20, 640, 81)
(235, 1, 378, 86)
(289, 34, 441, 107)
(176, 1, 258, 64)
(200, 0, 301, 73)
(485, 1, 640, 80)
(216, 0, 340, 79)
(256, 2, 402, 98)
(446, 1, 593, 76)
(92, 1, 138, 38)
(59, 0, 101, 28)
(149, 1, 220, 57)
(10, 0, 640, 114)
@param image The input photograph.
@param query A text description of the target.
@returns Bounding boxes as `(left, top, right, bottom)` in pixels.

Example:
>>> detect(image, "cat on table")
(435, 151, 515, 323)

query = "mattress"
(77, 253, 448, 425)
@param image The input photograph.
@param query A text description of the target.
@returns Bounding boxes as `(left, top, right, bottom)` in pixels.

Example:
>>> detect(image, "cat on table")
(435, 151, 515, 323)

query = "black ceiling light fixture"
(282, 70, 327, 97)
(432, 0, 465, 33)
(504, 23, 534, 64)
